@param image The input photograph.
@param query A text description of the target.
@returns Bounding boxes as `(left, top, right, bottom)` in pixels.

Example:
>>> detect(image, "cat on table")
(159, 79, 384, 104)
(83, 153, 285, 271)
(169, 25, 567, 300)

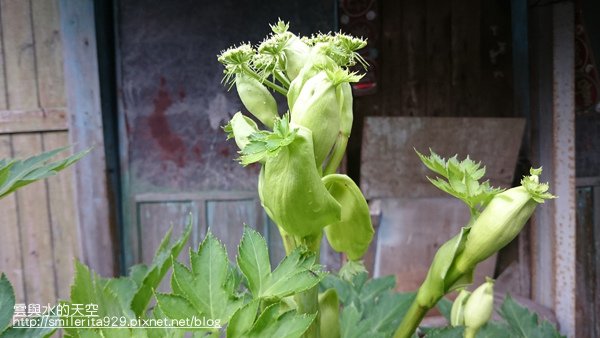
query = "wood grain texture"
(0, 135, 25, 302)
(450, 0, 481, 116)
(361, 117, 525, 199)
(60, 0, 114, 276)
(425, 0, 451, 117)
(31, 0, 66, 108)
(12, 133, 57, 304)
(0, 109, 67, 133)
(206, 199, 263, 261)
(0, 5, 7, 110)
(43, 131, 80, 300)
(1, 0, 38, 109)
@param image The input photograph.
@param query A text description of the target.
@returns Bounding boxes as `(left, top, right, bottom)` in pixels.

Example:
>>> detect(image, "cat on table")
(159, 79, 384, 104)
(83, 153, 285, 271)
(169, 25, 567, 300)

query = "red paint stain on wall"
(148, 77, 186, 167)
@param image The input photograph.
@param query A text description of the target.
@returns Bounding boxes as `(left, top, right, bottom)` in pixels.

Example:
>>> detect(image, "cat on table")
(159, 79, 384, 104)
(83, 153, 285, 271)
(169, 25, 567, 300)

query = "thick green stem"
(277, 227, 322, 338)
(393, 298, 431, 338)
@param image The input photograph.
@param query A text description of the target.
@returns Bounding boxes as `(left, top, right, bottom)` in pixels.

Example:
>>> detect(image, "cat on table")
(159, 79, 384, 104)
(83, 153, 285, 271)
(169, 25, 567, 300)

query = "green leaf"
(243, 303, 315, 338)
(261, 250, 323, 299)
(0, 147, 88, 199)
(420, 326, 464, 337)
(415, 149, 503, 213)
(498, 295, 563, 338)
(168, 232, 242, 324)
(131, 218, 192, 316)
(437, 297, 453, 322)
(155, 293, 198, 324)
(239, 114, 297, 166)
(227, 299, 260, 338)
(236, 226, 271, 297)
(322, 174, 374, 260)
(0, 273, 15, 334)
(0, 326, 56, 338)
(476, 322, 514, 337)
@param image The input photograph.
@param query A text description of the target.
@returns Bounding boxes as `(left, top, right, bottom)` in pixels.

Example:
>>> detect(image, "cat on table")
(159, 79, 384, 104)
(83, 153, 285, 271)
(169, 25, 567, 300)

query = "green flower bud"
(290, 71, 341, 166)
(456, 168, 555, 272)
(235, 73, 278, 129)
(223, 112, 259, 151)
(260, 125, 341, 236)
(282, 34, 310, 81)
(322, 174, 373, 260)
(450, 289, 471, 327)
(463, 278, 495, 338)
(287, 50, 337, 110)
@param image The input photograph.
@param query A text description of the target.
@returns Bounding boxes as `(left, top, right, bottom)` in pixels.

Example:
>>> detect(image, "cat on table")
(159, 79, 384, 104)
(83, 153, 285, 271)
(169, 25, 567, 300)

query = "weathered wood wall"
(347, 0, 515, 180)
(0, 0, 78, 305)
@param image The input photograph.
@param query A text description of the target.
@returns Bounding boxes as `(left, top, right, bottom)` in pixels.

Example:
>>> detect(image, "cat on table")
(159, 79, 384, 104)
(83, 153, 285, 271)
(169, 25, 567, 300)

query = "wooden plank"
(135, 191, 257, 202)
(425, 0, 451, 117)
(0, 109, 68, 133)
(206, 199, 263, 261)
(399, 0, 426, 117)
(59, 0, 113, 276)
(0, 4, 8, 110)
(450, 0, 481, 116)
(43, 131, 80, 300)
(31, 0, 66, 108)
(1, 0, 39, 109)
(138, 201, 194, 266)
(360, 117, 525, 199)
(12, 133, 57, 304)
(0, 135, 25, 302)
(379, 0, 402, 116)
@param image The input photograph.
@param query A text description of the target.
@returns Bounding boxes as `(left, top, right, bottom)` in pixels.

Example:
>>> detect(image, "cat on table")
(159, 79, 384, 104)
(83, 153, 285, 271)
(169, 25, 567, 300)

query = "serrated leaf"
(237, 226, 271, 297)
(131, 218, 192, 316)
(261, 250, 323, 299)
(167, 232, 242, 325)
(155, 293, 198, 323)
(0, 273, 15, 334)
(243, 304, 315, 338)
(227, 299, 260, 338)
(499, 295, 563, 338)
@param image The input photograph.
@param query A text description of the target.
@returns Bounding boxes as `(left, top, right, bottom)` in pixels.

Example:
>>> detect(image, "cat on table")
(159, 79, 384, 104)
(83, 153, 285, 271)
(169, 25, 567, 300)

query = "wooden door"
(0, 0, 113, 305)
(114, 0, 335, 269)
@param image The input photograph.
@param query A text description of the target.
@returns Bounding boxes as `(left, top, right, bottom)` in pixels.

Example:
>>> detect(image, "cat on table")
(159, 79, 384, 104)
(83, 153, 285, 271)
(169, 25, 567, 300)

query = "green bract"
(322, 174, 374, 261)
(235, 74, 278, 128)
(258, 125, 341, 236)
(450, 289, 471, 327)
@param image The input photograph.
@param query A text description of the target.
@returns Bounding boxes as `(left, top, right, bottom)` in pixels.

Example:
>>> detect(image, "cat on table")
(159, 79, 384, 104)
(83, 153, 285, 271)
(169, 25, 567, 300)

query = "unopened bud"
(450, 289, 471, 327)
(463, 278, 494, 337)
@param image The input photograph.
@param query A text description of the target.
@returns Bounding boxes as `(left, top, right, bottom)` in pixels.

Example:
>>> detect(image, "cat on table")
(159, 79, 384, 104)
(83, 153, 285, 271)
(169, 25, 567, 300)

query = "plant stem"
(242, 64, 288, 95)
(393, 298, 431, 338)
(274, 70, 291, 88)
(277, 228, 322, 338)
